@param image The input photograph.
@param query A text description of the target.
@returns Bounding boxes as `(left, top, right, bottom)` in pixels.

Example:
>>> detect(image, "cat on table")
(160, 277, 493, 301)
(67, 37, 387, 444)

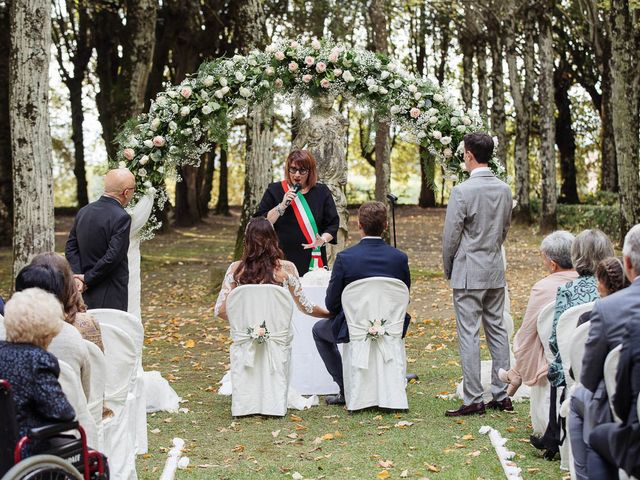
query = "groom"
(313, 201, 411, 405)
(442, 132, 512, 417)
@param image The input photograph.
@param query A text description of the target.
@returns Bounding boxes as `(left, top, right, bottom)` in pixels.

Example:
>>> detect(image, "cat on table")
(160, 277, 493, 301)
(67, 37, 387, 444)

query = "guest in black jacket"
(313, 201, 411, 405)
(0, 288, 75, 448)
(65, 168, 135, 311)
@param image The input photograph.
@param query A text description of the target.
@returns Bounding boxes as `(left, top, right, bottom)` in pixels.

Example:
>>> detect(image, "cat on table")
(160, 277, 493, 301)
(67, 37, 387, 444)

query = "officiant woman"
(255, 150, 339, 276)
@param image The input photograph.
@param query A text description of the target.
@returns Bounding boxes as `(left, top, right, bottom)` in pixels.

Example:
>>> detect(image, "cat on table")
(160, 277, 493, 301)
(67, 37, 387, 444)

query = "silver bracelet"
(276, 204, 285, 216)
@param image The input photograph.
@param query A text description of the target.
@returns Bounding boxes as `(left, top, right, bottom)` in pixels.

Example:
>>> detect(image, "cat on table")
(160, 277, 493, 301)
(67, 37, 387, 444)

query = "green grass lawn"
(0, 207, 565, 479)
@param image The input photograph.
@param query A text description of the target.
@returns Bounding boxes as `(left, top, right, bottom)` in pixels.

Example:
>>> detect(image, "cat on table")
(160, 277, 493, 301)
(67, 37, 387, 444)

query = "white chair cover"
(89, 308, 147, 455)
(226, 285, 294, 417)
(569, 322, 591, 384)
(84, 340, 106, 450)
(100, 323, 138, 480)
(529, 378, 550, 436)
(58, 359, 98, 448)
(604, 345, 622, 423)
(557, 302, 595, 389)
(342, 277, 409, 411)
(537, 301, 557, 366)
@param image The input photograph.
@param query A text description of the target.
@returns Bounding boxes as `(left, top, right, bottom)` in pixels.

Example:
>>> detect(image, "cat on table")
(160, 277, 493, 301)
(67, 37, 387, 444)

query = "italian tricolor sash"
(281, 180, 324, 271)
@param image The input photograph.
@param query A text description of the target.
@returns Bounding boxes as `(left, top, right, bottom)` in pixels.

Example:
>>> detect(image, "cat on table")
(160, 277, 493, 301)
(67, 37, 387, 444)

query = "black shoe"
(325, 393, 345, 406)
(529, 434, 545, 450)
(444, 402, 485, 417)
(486, 397, 514, 412)
(406, 373, 419, 382)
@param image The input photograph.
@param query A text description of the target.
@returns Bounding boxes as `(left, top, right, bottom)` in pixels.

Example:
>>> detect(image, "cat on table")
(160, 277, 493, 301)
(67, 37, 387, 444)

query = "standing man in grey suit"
(442, 132, 513, 417)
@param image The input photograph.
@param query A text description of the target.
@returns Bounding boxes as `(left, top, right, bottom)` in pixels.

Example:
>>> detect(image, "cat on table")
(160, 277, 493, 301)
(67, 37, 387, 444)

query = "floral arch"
(115, 38, 504, 238)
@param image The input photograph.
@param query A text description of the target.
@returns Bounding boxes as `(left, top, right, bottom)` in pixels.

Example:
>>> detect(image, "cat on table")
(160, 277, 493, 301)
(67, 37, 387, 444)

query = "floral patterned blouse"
(547, 275, 599, 387)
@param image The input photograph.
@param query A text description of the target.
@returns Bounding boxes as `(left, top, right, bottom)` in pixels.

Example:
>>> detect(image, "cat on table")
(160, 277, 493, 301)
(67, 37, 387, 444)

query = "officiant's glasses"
(288, 167, 309, 175)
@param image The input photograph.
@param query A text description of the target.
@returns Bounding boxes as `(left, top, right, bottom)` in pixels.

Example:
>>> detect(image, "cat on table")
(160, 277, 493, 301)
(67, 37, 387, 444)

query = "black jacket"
(65, 196, 131, 310)
(324, 237, 411, 343)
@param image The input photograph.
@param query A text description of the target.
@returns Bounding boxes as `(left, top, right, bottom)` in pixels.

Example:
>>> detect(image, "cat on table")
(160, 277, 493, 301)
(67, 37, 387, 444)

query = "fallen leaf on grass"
(426, 463, 440, 472)
(527, 468, 541, 473)
(506, 426, 516, 433)
(400, 470, 408, 478)
(461, 434, 474, 440)
(295, 424, 307, 431)
(378, 460, 394, 468)
(184, 339, 195, 348)
(292, 472, 304, 480)
(377, 470, 390, 479)
(321, 433, 334, 441)
(467, 450, 481, 457)
(271, 430, 281, 438)
(290, 414, 303, 422)
(395, 421, 414, 428)
(150, 428, 161, 434)
(287, 433, 298, 439)
(232, 444, 245, 453)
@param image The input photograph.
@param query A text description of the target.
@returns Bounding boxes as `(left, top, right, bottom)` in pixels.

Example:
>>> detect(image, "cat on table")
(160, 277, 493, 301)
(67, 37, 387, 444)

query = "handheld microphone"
(285, 183, 302, 206)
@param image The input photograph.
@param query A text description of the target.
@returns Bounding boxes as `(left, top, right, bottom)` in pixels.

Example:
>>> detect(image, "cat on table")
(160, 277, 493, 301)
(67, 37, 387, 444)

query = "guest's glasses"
(288, 167, 309, 175)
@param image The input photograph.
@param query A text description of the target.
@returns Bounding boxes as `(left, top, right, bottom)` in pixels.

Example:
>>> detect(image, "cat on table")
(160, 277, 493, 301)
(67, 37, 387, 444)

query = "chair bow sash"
(348, 318, 404, 369)
(231, 328, 291, 372)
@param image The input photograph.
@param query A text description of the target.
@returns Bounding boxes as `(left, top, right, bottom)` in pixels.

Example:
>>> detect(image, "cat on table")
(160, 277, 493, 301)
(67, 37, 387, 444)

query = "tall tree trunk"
(0, 1, 12, 246)
(505, 5, 532, 222)
(369, 0, 391, 239)
(554, 62, 579, 204)
(609, 0, 640, 232)
(9, 0, 54, 278)
(489, 35, 507, 168)
(199, 149, 216, 215)
(599, 66, 618, 192)
(233, 0, 270, 260)
(69, 78, 89, 206)
(539, 6, 557, 232)
(460, 13, 475, 110)
(215, 147, 230, 215)
(92, 0, 157, 159)
(476, 44, 489, 121)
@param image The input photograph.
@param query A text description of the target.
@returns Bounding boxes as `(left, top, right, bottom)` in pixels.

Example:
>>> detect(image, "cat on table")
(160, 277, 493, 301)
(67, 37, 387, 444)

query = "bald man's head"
(104, 168, 136, 206)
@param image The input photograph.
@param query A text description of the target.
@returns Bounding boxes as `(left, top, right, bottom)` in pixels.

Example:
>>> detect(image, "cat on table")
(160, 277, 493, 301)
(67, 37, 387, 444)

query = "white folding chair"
(557, 302, 595, 389)
(568, 322, 591, 384)
(537, 301, 557, 366)
(89, 308, 147, 455)
(100, 323, 138, 480)
(604, 345, 622, 423)
(84, 340, 106, 450)
(226, 285, 294, 417)
(342, 277, 410, 412)
(530, 301, 556, 435)
(58, 359, 98, 448)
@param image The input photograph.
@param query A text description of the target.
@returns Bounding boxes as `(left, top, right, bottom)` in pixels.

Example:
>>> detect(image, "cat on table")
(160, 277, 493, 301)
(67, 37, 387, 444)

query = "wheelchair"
(0, 380, 108, 480)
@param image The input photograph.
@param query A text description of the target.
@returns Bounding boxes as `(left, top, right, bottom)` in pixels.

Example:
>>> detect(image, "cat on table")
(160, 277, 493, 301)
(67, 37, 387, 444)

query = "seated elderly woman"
(0, 288, 75, 450)
(498, 231, 578, 396)
(31, 253, 103, 351)
(15, 264, 92, 401)
(215, 217, 331, 320)
(533, 229, 614, 457)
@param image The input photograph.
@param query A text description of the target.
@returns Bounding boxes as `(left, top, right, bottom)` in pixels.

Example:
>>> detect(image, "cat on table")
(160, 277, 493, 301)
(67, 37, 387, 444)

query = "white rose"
(393, 79, 402, 88)
(158, 166, 164, 174)
(414, 92, 422, 100)
(180, 106, 190, 117)
(144, 139, 154, 148)
(440, 136, 452, 145)
(429, 116, 438, 124)
(457, 125, 467, 133)
(203, 75, 214, 87)
(214, 89, 223, 98)
(138, 168, 147, 178)
(156, 96, 168, 107)
(221, 86, 230, 94)
(265, 44, 276, 53)
(235, 72, 245, 82)
(247, 57, 257, 67)
(200, 91, 209, 100)
(290, 40, 300, 49)
(232, 54, 242, 62)
(417, 131, 426, 139)
(150, 118, 161, 130)
(432, 130, 442, 140)
(368, 84, 379, 93)
(170, 104, 179, 114)
(379, 87, 388, 95)
(265, 66, 275, 76)
(191, 117, 200, 126)
(390, 105, 401, 115)
(433, 93, 444, 103)
(342, 70, 354, 82)
(219, 77, 228, 87)
(167, 90, 178, 99)
(181, 128, 192, 136)
(169, 146, 179, 154)
(380, 70, 390, 80)
(452, 110, 462, 117)
(275, 51, 286, 61)
(239, 87, 252, 98)
(427, 107, 438, 117)
(463, 116, 472, 126)
(408, 84, 417, 93)
(139, 155, 149, 165)
(444, 148, 453, 158)
(210, 102, 220, 111)
(169, 121, 178, 131)
(311, 38, 321, 49)
(366, 78, 376, 87)
(118, 161, 126, 168)
(202, 105, 212, 115)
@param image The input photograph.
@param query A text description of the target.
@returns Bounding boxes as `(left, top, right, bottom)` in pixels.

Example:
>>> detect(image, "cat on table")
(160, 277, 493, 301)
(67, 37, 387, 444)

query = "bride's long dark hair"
(235, 217, 284, 285)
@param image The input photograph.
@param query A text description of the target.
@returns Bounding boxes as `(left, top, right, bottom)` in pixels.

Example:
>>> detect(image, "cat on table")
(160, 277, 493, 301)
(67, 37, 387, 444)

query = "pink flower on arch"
(123, 148, 135, 161)
(288, 61, 298, 72)
(180, 86, 192, 99)
(320, 79, 330, 89)
(152, 135, 166, 147)
(302, 74, 313, 83)
(410, 107, 421, 119)
(304, 56, 315, 66)
(316, 62, 327, 73)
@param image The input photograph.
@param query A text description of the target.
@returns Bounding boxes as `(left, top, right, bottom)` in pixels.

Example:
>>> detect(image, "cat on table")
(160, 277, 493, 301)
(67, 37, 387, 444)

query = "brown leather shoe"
(444, 402, 485, 417)
(486, 397, 514, 411)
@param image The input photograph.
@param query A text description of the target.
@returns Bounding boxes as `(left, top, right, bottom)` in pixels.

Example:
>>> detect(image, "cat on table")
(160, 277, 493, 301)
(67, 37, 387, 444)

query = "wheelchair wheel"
(1, 454, 83, 480)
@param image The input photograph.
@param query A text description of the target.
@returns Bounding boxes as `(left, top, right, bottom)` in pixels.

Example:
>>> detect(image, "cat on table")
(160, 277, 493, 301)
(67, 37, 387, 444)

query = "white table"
(290, 286, 340, 395)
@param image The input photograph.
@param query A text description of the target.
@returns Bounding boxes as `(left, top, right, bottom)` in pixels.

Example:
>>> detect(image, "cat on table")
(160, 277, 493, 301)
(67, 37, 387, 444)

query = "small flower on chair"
(366, 318, 388, 341)
(248, 321, 270, 344)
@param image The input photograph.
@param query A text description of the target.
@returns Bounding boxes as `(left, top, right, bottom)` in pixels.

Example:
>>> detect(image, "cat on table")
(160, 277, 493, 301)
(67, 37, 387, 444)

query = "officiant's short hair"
(358, 201, 387, 236)
(463, 132, 494, 164)
(285, 150, 318, 188)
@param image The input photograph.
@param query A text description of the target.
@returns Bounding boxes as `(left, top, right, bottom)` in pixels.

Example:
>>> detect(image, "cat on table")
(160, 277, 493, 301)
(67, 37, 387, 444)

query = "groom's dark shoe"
(486, 397, 514, 412)
(445, 402, 485, 417)
(325, 393, 346, 406)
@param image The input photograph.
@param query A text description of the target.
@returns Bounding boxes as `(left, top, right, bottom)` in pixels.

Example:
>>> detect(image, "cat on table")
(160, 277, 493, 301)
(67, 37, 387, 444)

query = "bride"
(215, 217, 330, 319)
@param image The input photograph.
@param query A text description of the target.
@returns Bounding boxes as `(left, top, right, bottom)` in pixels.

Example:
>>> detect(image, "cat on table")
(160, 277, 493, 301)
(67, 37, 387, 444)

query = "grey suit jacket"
(442, 170, 512, 290)
(581, 279, 640, 392)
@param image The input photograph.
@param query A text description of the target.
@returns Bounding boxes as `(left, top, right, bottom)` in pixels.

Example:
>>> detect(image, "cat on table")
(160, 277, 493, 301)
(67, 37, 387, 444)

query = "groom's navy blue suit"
(313, 237, 411, 394)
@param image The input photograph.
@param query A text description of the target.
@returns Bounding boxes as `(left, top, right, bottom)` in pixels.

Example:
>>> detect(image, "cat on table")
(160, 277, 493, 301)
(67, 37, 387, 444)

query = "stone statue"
(292, 94, 349, 264)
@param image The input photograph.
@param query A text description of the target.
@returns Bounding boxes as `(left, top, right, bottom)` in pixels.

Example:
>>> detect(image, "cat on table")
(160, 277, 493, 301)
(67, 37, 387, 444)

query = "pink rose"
(368, 327, 378, 335)
(302, 74, 312, 83)
(320, 79, 330, 88)
(180, 86, 192, 99)
(316, 62, 327, 73)
(328, 52, 339, 63)
(410, 107, 421, 119)
(274, 51, 285, 61)
(274, 78, 283, 88)
(152, 135, 166, 147)
(304, 56, 315, 66)
(288, 61, 298, 72)
(333, 68, 343, 77)
(257, 327, 266, 337)
(123, 148, 135, 161)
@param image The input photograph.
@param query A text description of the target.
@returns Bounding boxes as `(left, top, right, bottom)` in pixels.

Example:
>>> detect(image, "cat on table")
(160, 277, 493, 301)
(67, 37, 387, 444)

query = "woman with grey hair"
(499, 231, 578, 397)
(533, 229, 614, 458)
(0, 288, 75, 452)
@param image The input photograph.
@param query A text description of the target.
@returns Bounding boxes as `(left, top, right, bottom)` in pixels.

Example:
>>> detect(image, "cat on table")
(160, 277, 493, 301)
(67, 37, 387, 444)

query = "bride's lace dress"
(214, 260, 321, 410)
(214, 260, 316, 319)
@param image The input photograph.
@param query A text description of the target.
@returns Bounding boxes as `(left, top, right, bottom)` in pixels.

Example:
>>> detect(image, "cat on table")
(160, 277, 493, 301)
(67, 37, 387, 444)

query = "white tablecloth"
(290, 286, 340, 395)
